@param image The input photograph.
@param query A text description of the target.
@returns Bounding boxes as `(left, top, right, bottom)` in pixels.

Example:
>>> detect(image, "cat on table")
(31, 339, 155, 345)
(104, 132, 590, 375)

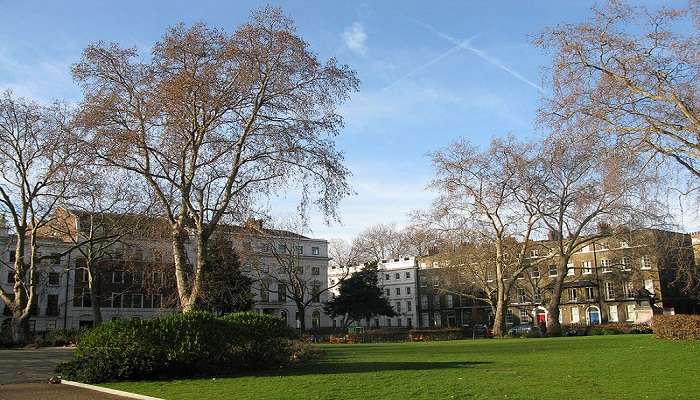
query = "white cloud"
(342, 22, 368, 56)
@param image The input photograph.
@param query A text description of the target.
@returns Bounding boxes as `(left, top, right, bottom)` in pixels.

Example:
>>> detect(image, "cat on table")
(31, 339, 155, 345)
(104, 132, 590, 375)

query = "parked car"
(508, 324, 542, 337)
(466, 324, 493, 338)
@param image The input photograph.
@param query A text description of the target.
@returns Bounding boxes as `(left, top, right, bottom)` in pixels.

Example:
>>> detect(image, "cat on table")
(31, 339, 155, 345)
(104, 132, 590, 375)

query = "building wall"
(327, 257, 419, 329)
(1, 214, 332, 333)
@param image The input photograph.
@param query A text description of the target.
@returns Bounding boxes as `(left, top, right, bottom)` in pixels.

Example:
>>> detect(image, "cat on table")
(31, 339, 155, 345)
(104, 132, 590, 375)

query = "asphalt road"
(0, 347, 136, 399)
(0, 347, 74, 384)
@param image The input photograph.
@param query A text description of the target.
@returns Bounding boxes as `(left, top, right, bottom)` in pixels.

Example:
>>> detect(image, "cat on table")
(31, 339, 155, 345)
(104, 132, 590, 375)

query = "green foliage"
(197, 236, 254, 314)
(56, 311, 297, 383)
(654, 315, 700, 340)
(324, 262, 397, 325)
(36, 329, 82, 347)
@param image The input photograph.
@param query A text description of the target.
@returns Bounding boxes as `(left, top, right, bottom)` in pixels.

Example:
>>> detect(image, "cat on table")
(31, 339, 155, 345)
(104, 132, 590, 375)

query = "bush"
(57, 311, 297, 383)
(409, 328, 465, 342)
(653, 315, 700, 340)
(35, 329, 81, 347)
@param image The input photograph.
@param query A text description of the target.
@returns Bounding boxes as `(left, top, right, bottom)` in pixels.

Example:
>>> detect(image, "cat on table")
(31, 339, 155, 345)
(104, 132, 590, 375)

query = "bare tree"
(536, 1, 700, 180)
(46, 168, 149, 326)
(328, 238, 360, 269)
(426, 136, 548, 336)
(72, 8, 358, 311)
(533, 129, 665, 336)
(352, 223, 410, 262)
(240, 220, 347, 332)
(0, 92, 81, 343)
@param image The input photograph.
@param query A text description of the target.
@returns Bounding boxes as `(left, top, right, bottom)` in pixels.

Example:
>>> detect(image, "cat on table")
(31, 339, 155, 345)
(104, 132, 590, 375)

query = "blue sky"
(1, 1, 690, 241)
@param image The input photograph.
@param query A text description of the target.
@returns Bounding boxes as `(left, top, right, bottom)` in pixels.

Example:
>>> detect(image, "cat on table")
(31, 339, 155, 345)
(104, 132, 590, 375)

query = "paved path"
(0, 347, 135, 399)
(0, 383, 132, 400)
(0, 347, 74, 384)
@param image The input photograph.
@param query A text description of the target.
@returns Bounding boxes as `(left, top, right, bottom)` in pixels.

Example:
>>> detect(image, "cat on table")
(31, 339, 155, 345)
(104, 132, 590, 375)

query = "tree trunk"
(88, 267, 102, 326)
(546, 260, 568, 337)
(172, 228, 191, 311)
(492, 297, 506, 337)
(10, 310, 30, 345)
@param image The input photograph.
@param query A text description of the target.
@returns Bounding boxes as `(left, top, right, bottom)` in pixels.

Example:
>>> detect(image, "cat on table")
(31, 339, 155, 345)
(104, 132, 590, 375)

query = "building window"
(406, 286, 411, 295)
(312, 311, 321, 329)
(405, 272, 411, 279)
(152, 272, 163, 285)
(395, 287, 401, 295)
(421, 295, 428, 308)
(568, 288, 577, 302)
(395, 273, 400, 280)
(433, 295, 441, 308)
(78, 289, 91, 308)
(395, 302, 401, 313)
(131, 293, 143, 308)
(530, 249, 539, 257)
(277, 244, 287, 253)
(486, 271, 494, 282)
(111, 293, 123, 308)
(621, 257, 631, 271)
(407, 317, 412, 327)
(623, 281, 634, 298)
(46, 294, 59, 316)
(407, 300, 412, 311)
(605, 282, 615, 300)
(277, 284, 287, 303)
(608, 305, 619, 322)
(567, 264, 575, 276)
(585, 287, 595, 300)
(6, 270, 14, 284)
(641, 256, 651, 270)
(533, 290, 541, 303)
(385, 288, 390, 297)
(112, 271, 124, 284)
(505, 309, 514, 325)
(531, 268, 540, 278)
(520, 309, 530, 323)
(132, 271, 144, 285)
(311, 266, 320, 276)
(601, 259, 612, 273)
(644, 279, 655, 294)
(571, 307, 580, 323)
(51, 253, 61, 265)
(295, 246, 303, 255)
(582, 261, 593, 275)
(312, 247, 320, 255)
(260, 284, 270, 302)
(397, 318, 403, 327)
(548, 265, 557, 277)
(48, 272, 60, 286)
(311, 282, 321, 303)
(599, 242, 609, 250)
(517, 288, 526, 303)
(626, 304, 635, 321)
(446, 295, 453, 308)
(152, 294, 162, 308)
(385, 274, 390, 280)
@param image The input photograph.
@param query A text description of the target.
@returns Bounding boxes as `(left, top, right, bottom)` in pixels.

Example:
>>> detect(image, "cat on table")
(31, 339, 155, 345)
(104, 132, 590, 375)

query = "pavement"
(0, 347, 135, 399)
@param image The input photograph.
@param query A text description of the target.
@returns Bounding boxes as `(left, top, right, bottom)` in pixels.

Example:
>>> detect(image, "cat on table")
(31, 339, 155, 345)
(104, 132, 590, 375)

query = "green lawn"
(103, 335, 700, 400)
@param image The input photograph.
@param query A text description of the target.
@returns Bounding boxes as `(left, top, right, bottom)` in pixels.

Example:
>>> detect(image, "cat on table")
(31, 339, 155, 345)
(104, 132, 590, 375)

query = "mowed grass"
(104, 335, 700, 400)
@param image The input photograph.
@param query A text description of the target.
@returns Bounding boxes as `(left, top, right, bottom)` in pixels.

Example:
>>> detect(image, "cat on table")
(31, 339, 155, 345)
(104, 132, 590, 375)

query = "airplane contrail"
(415, 20, 546, 94)
(383, 34, 480, 91)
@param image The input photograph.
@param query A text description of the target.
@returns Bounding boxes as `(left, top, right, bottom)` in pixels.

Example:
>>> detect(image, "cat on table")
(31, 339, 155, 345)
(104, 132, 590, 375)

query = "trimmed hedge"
(56, 311, 297, 383)
(654, 315, 700, 340)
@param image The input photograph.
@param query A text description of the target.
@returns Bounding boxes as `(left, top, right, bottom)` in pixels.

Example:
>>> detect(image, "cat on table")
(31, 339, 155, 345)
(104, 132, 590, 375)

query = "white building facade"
(328, 257, 419, 329)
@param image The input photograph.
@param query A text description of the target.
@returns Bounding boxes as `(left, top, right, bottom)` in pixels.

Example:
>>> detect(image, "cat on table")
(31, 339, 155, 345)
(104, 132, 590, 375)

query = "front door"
(536, 311, 546, 324)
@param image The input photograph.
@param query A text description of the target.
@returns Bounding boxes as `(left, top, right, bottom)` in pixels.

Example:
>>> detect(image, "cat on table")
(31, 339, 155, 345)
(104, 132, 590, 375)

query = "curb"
(60, 380, 164, 400)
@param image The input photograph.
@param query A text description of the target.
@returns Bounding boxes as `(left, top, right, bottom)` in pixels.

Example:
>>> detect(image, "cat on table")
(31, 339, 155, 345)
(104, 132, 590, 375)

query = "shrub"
(57, 311, 297, 383)
(653, 315, 700, 340)
(409, 328, 465, 342)
(36, 329, 81, 347)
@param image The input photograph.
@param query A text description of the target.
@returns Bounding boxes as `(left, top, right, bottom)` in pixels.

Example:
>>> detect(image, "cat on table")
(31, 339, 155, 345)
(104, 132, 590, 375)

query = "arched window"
(280, 310, 288, 324)
(587, 306, 601, 325)
(312, 310, 321, 329)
